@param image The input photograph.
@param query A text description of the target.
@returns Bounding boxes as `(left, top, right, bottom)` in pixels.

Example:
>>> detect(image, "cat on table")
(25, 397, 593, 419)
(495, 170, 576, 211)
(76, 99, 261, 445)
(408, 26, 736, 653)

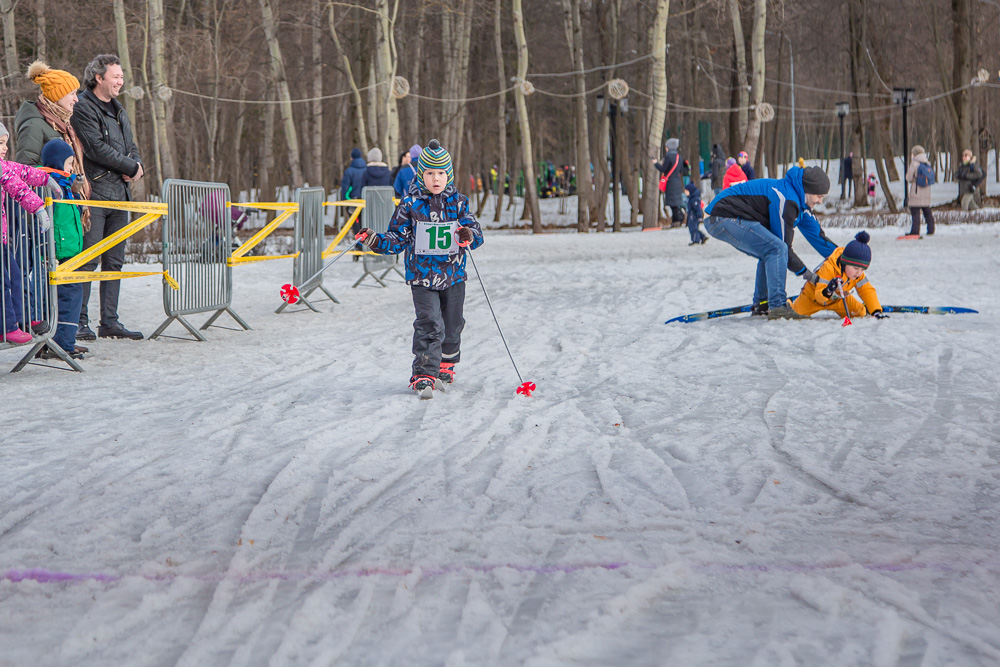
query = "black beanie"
(841, 231, 872, 269)
(801, 166, 831, 195)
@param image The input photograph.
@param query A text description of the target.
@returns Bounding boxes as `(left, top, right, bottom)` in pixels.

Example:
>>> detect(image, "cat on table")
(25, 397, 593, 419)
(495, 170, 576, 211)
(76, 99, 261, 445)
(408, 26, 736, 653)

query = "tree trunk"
(149, 0, 176, 184)
(311, 0, 323, 186)
(406, 3, 424, 146)
(374, 0, 400, 159)
(35, 0, 46, 61)
(329, 4, 369, 154)
(562, 0, 593, 232)
(493, 0, 507, 223)
(728, 0, 749, 149)
(950, 0, 974, 156)
(261, 91, 276, 198)
(0, 0, 17, 84)
(511, 0, 542, 232)
(741, 0, 766, 162)
(847, 0, 869, 208)
(259, 0, 303, 186)
(642, 0, 670, 229)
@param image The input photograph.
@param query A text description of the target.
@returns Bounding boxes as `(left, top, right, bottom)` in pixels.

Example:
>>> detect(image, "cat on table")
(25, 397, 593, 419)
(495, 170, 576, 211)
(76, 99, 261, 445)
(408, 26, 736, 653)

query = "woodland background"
(0, 0, 995, 230)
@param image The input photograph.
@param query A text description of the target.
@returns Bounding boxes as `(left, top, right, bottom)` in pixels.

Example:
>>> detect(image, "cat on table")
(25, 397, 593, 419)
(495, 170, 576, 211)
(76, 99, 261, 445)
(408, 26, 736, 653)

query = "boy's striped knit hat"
(415, 138, 453, 190)
(841, 231, 872, 269)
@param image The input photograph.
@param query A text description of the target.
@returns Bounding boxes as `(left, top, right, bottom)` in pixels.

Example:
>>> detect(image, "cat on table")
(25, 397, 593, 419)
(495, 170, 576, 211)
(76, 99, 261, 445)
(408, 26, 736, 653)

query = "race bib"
(415, 219, 459, 256)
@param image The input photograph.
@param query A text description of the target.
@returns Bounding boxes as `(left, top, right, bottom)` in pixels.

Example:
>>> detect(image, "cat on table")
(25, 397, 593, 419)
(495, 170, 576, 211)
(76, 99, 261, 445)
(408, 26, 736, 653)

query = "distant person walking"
(655, 138, 685, 225)
(339, 148, 367, 201)
(709, 143, 726, 192)
(360, 147, 393, 192)
(842, 151, 854, 199)
(904, 145, 935, 237)
(737, 150, 756, 180)
(70, 53, 144, 341)
(394, 144, 421, 196)
(956, 149, 984, 211)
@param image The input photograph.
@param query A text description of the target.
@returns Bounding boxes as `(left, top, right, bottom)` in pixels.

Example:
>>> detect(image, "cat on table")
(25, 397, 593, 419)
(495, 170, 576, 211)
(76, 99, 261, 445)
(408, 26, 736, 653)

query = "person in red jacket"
(722, 157, 748, 189)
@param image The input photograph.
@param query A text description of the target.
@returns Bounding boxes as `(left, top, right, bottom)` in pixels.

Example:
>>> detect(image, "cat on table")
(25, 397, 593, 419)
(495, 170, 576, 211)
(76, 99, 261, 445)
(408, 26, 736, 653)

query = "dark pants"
(80, 206, 130, 328)
(2, 243, 25, 333)
(411, 282, 465, 378)
(54, 282, 84, 352)
(687, 213, 706, 244)
(908, 207, 935, 236)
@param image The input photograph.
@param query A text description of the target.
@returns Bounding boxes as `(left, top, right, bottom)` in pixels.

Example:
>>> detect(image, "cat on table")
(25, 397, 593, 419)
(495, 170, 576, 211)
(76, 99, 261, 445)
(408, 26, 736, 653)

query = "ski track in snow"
(2, 223, 1000, 666)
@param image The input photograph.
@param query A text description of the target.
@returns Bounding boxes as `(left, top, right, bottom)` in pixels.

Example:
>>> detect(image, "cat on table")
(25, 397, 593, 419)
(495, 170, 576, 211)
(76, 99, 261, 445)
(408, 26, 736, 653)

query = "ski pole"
(280, 231, 369, 304)
(460, 240, 535, 397)
(837, 282, 853, 327)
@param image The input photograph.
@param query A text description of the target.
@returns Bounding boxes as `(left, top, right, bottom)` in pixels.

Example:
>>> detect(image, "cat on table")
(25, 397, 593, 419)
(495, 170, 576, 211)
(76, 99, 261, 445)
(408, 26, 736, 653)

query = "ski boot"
(750, 300, 769, 317)
(438, 362, 456, 386)
(409, 375, 436, 399)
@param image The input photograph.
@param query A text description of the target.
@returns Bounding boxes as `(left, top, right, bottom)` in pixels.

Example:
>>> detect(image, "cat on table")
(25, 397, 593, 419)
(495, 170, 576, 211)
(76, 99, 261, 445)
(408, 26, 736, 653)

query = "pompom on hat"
(415, 138, 454, 190)
(27, 61, 80, 103)
(841, 231, 872, 269)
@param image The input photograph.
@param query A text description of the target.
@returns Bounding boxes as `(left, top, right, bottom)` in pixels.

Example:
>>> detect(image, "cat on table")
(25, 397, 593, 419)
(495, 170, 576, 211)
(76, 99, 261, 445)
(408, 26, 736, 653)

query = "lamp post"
(597, 94, 628, 232)
(892, 87, 915, 206)
(836, 101, 850, 200)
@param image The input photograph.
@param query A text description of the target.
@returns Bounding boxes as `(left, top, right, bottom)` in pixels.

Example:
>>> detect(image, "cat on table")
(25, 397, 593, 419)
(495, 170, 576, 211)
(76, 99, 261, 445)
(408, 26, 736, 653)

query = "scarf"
(36, 94, 92, 229)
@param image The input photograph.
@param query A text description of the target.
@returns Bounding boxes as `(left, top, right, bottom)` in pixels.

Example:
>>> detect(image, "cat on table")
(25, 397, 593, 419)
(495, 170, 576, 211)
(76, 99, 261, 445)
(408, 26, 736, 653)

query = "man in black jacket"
(71, 54, 144, 340)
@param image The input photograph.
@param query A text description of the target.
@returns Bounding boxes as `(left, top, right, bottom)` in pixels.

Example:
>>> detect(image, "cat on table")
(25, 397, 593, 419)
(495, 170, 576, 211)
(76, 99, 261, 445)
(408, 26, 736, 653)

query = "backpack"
(915, 162, 935, 188)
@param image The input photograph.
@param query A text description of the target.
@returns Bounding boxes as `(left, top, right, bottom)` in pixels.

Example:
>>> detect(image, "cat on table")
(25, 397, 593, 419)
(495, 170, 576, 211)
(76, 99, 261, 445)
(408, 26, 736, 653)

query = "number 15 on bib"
(416, 221, 460, 256)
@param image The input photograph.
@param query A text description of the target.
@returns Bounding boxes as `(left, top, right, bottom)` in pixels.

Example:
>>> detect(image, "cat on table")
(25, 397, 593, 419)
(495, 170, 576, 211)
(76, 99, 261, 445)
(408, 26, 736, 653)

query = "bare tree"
(741, 0, 766, 163)
(512, 0, 542, 231)
(493, 0, 508, 223)
(561, 0, 593, 232)
(329, 3, 369, 153)
(149, 0, 177, 182)
(642, 0, 670, 230)
(258, 0, 303, 186)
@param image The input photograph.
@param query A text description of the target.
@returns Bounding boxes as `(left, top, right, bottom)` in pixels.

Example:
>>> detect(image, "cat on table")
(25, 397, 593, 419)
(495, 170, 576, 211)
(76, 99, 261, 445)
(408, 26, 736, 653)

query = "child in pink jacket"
(1, 121, 51, 344)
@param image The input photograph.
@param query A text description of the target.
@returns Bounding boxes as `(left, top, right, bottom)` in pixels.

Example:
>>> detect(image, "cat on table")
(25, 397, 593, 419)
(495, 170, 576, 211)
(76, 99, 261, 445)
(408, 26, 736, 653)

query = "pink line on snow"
(3, 559, 986, 587)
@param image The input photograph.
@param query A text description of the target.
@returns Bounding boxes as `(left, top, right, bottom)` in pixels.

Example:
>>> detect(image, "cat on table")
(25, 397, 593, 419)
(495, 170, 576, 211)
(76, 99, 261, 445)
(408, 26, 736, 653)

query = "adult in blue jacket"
(339, 147, 367, 200)
(394, 143, 422, 196)
(704, 166, 836, 319)
(359, 147, 393, 191)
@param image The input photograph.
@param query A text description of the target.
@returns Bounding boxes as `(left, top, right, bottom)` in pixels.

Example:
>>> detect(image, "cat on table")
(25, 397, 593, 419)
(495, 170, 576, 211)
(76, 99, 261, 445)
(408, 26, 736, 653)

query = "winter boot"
(438, 362, 456, 385)
(2, 328, 32, 344)
(767, 305, 808, 320)
(409, 375, 436, 399)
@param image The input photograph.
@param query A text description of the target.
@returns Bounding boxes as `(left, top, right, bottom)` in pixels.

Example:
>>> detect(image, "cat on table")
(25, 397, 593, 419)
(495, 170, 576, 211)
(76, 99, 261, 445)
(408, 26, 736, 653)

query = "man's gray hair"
(83, 54, 122, 89)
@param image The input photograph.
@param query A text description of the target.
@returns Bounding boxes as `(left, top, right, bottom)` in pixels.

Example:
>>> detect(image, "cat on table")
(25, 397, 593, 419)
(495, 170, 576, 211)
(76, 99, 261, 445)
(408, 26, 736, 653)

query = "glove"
(355, 228, 377, 249)
(821, 277, 842, 299)
(801, 268, 819, 284)
(456, 226, 474, 246)
(872, 310, 890, 320)
(34, 207, 52, 231)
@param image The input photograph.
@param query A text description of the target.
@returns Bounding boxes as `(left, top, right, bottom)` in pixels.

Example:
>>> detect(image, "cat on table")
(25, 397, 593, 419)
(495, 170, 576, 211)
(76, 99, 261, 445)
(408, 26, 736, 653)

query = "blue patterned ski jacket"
(367, 183, 484, 290)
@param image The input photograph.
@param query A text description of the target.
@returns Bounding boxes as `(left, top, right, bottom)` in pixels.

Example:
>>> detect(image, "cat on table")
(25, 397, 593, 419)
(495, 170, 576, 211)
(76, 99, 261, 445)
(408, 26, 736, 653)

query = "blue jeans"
(704, 215, 788, 307)
(54, 283, 84, 352)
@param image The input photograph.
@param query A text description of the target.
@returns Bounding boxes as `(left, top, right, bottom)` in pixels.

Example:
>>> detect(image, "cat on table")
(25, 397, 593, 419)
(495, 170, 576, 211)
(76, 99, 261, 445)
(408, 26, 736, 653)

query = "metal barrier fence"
(275, 187, 338, 314)
(149, 179, 249, 341)
(2, 181, 82, 372)
(354, 186, 403, 288)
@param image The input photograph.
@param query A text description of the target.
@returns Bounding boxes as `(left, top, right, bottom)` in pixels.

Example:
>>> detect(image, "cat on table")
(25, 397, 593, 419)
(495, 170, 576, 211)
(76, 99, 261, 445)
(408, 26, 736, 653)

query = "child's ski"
(880, 304, 978, 315)
(665, 304, 753, 324)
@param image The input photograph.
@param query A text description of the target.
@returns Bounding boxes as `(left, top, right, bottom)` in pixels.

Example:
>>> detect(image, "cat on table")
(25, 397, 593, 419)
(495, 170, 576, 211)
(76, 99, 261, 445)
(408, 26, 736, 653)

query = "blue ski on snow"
(666, 303, 977, 323)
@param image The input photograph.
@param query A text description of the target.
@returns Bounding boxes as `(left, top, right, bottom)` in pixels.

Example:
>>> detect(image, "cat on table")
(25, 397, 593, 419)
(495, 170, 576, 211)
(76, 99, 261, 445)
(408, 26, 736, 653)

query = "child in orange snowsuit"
(791, 231, 888, 319)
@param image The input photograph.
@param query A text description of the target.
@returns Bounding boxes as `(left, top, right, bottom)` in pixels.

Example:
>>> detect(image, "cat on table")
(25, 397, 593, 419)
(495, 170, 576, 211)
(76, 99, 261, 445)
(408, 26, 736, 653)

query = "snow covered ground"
(2, 222, 999, 666)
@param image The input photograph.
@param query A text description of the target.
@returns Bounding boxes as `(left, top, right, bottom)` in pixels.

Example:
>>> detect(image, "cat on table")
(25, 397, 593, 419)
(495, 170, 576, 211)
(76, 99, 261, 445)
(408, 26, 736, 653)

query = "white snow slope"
(2, 223, 999, 666)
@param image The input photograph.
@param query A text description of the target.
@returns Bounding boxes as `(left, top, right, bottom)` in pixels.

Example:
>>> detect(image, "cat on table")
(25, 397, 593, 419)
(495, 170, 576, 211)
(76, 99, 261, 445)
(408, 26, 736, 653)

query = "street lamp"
(596, 93, 628, 232)
(836, 101, 850, 200)
(892, 88, 916, 206)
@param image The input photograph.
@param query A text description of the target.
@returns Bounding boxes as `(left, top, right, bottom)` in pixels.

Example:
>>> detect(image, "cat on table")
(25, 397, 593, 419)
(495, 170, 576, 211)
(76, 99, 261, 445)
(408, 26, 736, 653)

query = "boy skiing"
(791, 231, 888, 319)
(358, 139, 484, 398)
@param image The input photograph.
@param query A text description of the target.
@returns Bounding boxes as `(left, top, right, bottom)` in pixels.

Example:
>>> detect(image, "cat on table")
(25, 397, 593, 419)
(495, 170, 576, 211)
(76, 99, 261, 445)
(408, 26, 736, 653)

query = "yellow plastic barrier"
(228, 201, 300, 266)
(45, 198, 179, 289)
(321, 197, 399, 258)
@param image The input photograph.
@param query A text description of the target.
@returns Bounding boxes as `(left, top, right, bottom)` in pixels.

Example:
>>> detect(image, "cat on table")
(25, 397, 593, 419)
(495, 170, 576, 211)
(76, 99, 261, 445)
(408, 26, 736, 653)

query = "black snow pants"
(411, 282, 465, 378)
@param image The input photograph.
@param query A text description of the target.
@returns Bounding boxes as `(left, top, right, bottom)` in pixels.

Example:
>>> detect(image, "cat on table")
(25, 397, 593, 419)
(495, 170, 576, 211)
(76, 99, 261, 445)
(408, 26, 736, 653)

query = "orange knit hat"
(26, 61, 80, 102)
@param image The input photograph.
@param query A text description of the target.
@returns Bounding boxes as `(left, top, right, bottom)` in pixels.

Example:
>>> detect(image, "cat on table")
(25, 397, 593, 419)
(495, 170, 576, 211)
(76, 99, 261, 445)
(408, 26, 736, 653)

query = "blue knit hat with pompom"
(841, 231, 872, 268)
